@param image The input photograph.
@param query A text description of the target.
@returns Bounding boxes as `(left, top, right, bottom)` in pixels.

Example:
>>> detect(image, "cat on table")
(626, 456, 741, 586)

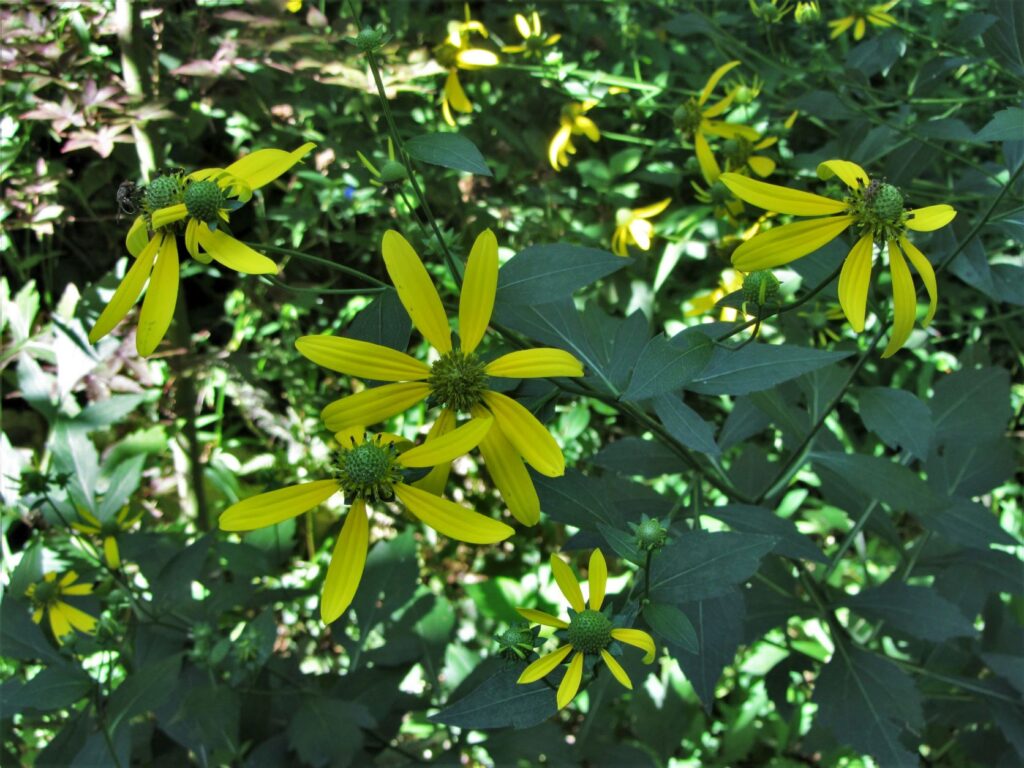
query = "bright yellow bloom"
(295, 229, 583, 527)
(721, 160, 956, 356)
(502, 11, 561, 57)
(611, 198, 671, 257)
(829, 1, 899, 40)
(72, 506, 142, 570)
(436, 5, 498, 126)
(89, 143, 314, 356)
(516, 551, 656, 710)
(685, 268, 746, 321)
(549, 100, 600, 171)
(674, 61, 759, 185)
(221, 422, 512, 623)
(286, 0, 301, 12)
(25, 571, 97, 644)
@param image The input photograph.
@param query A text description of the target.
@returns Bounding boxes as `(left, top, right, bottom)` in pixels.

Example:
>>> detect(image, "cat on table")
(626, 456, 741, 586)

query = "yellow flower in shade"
(25, 571, 97, 644)
(295, 229, 584, 528)
(794, 1, 822, 24)
(611, 198, 672, 257)
(829, 1, 899, 40)
(548, 100, 600, 171)
(220, 421, 512, 623)
(720, 160, 957, 356)
(436, 5, 498, 126)
(516, 551, 656, 710)
(673, 61, 759, 185)
(685, 268, 746, 321)
(71, 506, 142, 570)
(502, 11, 560, 57)
(89, 143, 315, 356)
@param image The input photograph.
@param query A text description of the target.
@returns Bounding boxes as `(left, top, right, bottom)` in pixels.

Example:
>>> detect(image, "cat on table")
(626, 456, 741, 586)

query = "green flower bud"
(635, 518, 668, 551)
(742, 270, 781, 307)
(378, 160, 408, 184)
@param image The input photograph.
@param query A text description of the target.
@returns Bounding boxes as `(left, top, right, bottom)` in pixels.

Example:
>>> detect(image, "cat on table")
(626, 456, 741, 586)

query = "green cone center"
(566, 609, 612, 654)
(428, 349, 488, 412)
(144, 174, 183, 212)
(184, 180, 225, 223)
(870, 183, 904, 223)
(636, 519, 667, 550)
(334, 438, 403, 501)
(673, 100, 703, 136)
(32, 581, 58, 605)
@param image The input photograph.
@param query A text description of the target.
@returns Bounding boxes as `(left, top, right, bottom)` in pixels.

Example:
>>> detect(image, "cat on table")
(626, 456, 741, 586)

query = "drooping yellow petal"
(382, 230, 453, 353)
(837, 234, 875, 332)
(588, 549, 607, 611)
(517, 643, 573, 684)
(548, 125, 572, 170)
(224, 143, 316, 191)
(731, 215, 855, 271)
(89, 234, 160, 343)
(413, 408, 456, 495)
(747, 155, 776, 178)
(701, 119, 760, 141)
(126, 216, 149, 257)
(549, 553, 585, 612)
(58, 602, 97, 634)
(628, 218, 654, 250)
(634, 198, 672, 219)
(484, 349, 583, 379)
(557, 651, 585, 710)
(817, 160, 870, 190)
(456, 48, 499, 68)
(514, 13, 532, 38)
(854, 17, 866, 40)
(600, 649, 633, 689)
(61, 582, 93, 596)
(136, 232, 179, 356)
(720, 173, 848, 216)
(219, 479, 340, 531)
(611, 227, 628, 257)
(881, 240, 916, 358)
(48, 605, 73, 642)
(905, 205, 956, 232)
(295, 336, 430, 381)
(611, 627, 657, 663)
(459, 229, 498, 353)
(482, 390, 565, 477)
(399, 416, 492, 467)
(185, 219, 200, 259)
(575, 116, 600, 143)
(699, 60, 741, 106)
(103, 537, 121, 570)
(321, 382, 431, 432)
(701, 91, 737, 120)
(695, 130, 722, 185)
(394, 483, 514, 543)
(473, 408, 541, 526)
(829, 16, 855, 38)
(320, 498, 368, 623)
(197, 226, 278, 274)
(516, 607, 569, 629)
(150, 203, 188, 230)
(77, 508, 102, 528)
(444, 70, 472, 114)
(899, 236, 937, 326)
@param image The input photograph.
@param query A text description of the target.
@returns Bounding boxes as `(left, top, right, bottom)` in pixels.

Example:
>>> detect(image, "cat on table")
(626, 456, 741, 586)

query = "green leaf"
(975, 108, 1024, 142)
(621, 331, 713, 402)
(107, 653, 182, 732)
(843, 581, 976, 642)
(643, 602, 698, 654)
(811, 451, 946, 513)
(405, 132, 492, 176)
(916, 498, 1017, 550)
(429, 666, 560, 730)
(670, 589, 744, 711)
(347, 288, 412, 353)
(596, 523, 643, 565)
(12, 667, 93, 713)
(496, 245, 629, 305)
(688, 345, 851, 396)
(287, 697, 368, 767)
(857, 387, 933, 458)
(706, 504, 826, 563)
(353, 529, 418, 635)
(0, 598, 64, 665)
(931, 366, 1011, 442)
(98, 454, 146, 519)
(648, 531, 777, 603)
(814, 646, 923, 767)
(591, 437, 680, 478)
(927, 436, 1017, 497)
(49, 420, 100, 507)
(984, 0, 1024, 75)
(535, 470, 671, 530)
(73, 394, 146, 430)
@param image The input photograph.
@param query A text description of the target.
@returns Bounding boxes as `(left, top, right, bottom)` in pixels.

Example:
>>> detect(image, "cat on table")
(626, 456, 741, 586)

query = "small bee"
(116, 180, 142, 218)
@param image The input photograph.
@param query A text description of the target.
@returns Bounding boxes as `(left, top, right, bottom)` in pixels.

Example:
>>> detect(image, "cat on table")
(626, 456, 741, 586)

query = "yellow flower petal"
(905, 204, 956, 232)
(830, 16, 855, 38)
(600, 649, 633, 690)
(699, 60, 741, 106)
(295, 336, 430, 381)
(321, 382, 431, 432)
(136, 233, 179, 357)
(382, 230, 452, 353)
(747, 155, 776, 178)
(557, 651, 585, 710)
(611, 627, 657, 663)
(61, 583, 93, 596)
(611, 227, 628, 257)
(459, 229, 498, 353)
(444, 70, 473, 114)
(89, 234, 160, 343)
(731, 215, 855, 271)
(320, 498, 368, 623)
(517, 643, 574, 684)
(515, 13, 532, 39)
(185, 219, 200, 259)
(151, 203, 187, 230)
(720, 173, 848, 216)
(548, 125, 572, 170)
(701, 119, 760, 141)
(48, 605, 73, 642)
(482, 390, 565, 477)
(219, 479, 340, 531)
(588, 549, 607, 611)
(628, 218, 654, 250)
(695, 130, 722, 185)
(104, 536, 121, 570)
(126, 216, 149, 257)
(473, 408, 540, 526)
(225, 143, 316, 191)
(197, 226, 278, 274)
(399, 416, 492, 468)
(484, 348, 583, 378)
(634, 198, 672, 219)
(837, 234, 876, 332)
(516, 607, 569, 629)
(59, 602, 97, 634)
(575, 116, 600, 143)
(456, 48, 499, 68)
(854, 17, 866, 40)
(881, 240, 916, 358)
(550, 553, 585, 612)
(899, 236, 937, 326)
(394, 483, 514, 543)
(817, 160, 870, 190)
(412, 408, 456, 495)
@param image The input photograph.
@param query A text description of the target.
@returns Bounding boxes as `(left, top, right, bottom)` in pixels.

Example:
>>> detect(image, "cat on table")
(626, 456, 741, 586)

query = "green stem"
(172, 288, 209, 531)
(244, 241, 388, 287)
